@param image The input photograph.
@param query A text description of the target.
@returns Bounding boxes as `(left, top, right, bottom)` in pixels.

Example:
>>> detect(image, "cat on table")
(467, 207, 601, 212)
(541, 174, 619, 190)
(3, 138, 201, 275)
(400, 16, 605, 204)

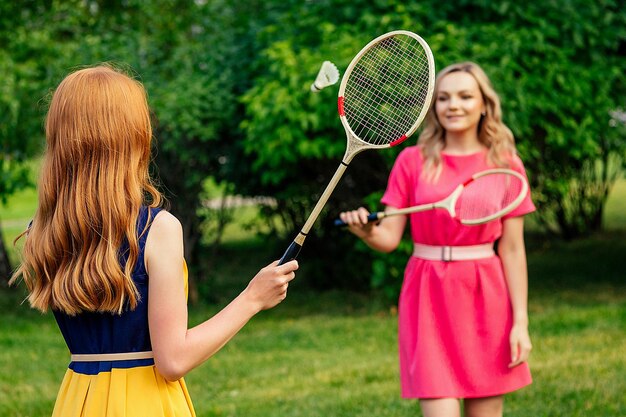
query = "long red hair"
(11, 65, 162, 315)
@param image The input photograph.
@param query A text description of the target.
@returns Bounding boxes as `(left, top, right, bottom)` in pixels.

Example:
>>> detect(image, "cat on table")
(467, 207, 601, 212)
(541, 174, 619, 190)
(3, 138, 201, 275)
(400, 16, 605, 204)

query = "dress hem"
(401, 379, 532, 400)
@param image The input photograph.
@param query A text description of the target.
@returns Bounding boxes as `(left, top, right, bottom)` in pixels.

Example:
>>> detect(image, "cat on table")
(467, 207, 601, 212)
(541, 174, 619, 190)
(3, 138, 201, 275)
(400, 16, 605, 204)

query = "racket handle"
(278, 241, 302, 265)
(333, 212, 381, 227)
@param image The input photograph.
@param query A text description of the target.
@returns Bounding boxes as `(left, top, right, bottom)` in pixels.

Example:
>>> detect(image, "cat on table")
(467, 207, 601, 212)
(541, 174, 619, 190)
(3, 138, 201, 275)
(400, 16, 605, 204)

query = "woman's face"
(435, 71, 486, 136)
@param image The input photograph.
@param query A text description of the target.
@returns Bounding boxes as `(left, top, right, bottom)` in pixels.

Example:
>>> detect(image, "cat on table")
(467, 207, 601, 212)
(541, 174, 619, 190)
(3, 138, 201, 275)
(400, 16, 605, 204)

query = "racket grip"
(333, 212, 381, 227)
(278, 241, 302, 265)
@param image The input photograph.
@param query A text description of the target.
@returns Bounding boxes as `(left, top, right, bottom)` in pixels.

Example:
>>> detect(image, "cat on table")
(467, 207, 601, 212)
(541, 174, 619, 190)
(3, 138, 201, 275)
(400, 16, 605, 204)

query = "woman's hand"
(242, 260, 299, 312)
(339, 207, 377, 239)
(508, 323, 532, 368)
(338, 206, 406, 253)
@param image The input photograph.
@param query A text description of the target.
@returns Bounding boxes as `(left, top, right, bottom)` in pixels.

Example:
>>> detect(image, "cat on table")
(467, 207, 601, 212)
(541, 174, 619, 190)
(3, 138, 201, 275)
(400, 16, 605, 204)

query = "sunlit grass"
(0, 187, 37, 265)
(2, 281, 624, 417)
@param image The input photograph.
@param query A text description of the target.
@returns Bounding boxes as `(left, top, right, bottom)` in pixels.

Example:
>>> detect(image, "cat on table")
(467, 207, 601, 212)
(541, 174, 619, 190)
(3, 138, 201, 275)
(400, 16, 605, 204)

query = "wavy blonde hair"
(417, 62, 516, 180)
(10, 65, 162, 315)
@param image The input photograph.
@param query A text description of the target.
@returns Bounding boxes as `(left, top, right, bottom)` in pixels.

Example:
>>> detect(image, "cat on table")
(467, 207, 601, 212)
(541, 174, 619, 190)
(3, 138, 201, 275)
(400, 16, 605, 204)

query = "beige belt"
(413, 243, 495, 262)
(70, 351, 154, 362)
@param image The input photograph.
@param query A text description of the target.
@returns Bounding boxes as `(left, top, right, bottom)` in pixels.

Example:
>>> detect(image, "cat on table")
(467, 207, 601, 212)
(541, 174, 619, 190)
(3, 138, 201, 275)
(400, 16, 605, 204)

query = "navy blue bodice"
(53, 206, 161, 374)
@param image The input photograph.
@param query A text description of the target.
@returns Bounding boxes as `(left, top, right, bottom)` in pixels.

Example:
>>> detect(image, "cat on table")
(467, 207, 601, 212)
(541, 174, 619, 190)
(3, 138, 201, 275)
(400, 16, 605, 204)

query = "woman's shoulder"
(149, 209, 183, 238)
(144, 210, 183, 271)
(505, 152, 529, 172)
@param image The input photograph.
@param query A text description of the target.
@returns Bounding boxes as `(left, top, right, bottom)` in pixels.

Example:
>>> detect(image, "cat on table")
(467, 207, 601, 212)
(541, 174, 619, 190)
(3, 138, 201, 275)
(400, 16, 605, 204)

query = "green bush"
(239, 0, 625, 294)
(2, 0, 624, 295)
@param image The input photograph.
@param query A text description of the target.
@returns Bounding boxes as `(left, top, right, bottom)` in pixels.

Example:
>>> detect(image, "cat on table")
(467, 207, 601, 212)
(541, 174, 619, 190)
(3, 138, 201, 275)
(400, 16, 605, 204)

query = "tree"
(238, 0, 625, 294)
(0, 0, 242, 296)
(3, 0, 624, 296)
(0, 1, 72, 281)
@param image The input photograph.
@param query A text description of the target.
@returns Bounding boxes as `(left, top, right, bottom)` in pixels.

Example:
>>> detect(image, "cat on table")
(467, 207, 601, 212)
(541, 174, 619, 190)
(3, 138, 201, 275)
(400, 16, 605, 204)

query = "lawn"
(1, 181, 625, 416)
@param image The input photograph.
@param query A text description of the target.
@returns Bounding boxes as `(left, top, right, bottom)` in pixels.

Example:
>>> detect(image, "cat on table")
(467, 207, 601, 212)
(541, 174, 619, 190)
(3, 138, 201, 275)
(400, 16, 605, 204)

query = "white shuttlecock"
(310, 61, 340, 92)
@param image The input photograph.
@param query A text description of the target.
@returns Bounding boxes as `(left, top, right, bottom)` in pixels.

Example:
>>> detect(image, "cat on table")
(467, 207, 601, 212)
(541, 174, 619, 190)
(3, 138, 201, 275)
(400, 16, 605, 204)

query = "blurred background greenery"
(0, 1, 625, 416)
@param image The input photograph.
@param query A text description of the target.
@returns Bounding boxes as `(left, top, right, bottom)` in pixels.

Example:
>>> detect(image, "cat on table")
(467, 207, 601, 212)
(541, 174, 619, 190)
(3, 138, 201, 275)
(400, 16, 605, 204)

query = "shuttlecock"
(311, 61, 340, 92)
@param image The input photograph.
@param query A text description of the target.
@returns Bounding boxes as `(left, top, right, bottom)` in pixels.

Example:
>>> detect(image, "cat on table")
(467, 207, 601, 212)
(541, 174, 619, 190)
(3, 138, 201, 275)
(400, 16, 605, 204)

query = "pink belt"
(412, 243, 495, 262)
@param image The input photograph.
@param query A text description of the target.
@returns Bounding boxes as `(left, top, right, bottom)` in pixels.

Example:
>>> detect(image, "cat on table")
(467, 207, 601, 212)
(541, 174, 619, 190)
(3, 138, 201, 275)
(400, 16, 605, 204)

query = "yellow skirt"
(51, 365, 196, 417)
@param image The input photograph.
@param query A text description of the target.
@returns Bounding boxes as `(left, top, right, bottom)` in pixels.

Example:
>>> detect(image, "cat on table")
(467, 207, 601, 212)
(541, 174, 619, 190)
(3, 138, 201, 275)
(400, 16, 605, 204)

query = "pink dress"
(381, 146, 535, 399)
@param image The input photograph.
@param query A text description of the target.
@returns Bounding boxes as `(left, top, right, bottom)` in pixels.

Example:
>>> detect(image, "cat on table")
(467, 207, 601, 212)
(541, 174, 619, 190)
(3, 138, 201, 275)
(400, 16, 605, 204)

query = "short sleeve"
(381, 147, 420, 209)
(502, 154, 536, 219)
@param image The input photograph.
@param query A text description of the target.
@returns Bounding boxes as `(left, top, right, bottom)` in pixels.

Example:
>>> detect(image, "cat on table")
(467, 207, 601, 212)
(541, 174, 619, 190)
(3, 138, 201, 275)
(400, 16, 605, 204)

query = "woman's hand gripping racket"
(278, 30, 435, 264)
(335, 168, 529, 227)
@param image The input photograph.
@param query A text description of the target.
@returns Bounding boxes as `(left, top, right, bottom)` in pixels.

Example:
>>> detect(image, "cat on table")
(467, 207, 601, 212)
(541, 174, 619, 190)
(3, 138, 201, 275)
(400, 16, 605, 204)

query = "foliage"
(0, 2, 75, 278)
(535, 152, 624, 238)
(475, 1, 626, 238)
(238, 3, 408, 289)
(0, 1, 257, 296)
(239, 0, 625, 293)
(1, 0, 624, 294)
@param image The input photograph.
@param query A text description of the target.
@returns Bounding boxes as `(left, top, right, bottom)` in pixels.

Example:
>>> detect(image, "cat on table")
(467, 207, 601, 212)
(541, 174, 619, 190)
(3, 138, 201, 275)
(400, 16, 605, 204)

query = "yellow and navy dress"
(51, 207, 196, 416)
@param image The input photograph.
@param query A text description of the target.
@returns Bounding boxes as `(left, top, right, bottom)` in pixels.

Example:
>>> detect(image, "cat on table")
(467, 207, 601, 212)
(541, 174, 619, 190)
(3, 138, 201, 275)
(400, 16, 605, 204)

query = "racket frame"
(279, 30, 435, 264)
(338, 168, 529, 227)
(338, 29, 436, 157)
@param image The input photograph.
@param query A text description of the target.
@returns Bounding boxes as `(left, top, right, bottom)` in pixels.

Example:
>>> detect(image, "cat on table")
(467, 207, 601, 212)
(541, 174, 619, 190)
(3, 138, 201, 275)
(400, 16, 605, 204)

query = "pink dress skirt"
(381, 146, 534, 398)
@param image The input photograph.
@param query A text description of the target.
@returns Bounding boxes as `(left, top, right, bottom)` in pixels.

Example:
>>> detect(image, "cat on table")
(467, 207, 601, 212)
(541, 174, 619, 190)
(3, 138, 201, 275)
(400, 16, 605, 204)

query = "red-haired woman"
(11, 65, 298, 416)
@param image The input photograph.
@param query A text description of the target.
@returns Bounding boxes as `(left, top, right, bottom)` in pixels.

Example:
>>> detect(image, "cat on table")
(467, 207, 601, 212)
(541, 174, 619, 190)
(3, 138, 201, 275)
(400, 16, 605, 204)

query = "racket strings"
(346, 50, 430, 138)
(346, 71, 428, 144)
(346, 53, 430, 142)
(344, 34, 432, 146)
(455, 174, 525, 222)
(360, 58, 428, 129)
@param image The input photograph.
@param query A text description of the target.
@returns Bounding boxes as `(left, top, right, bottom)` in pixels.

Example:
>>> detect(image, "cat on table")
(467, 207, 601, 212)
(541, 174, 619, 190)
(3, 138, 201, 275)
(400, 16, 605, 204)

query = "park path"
(0, 195, 277, 228)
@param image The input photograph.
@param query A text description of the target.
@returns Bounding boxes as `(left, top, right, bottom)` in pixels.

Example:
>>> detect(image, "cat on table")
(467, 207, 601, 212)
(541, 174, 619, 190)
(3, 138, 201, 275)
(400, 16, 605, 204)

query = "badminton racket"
(334, 168, 529, 226)
(278, 30, 435, 264)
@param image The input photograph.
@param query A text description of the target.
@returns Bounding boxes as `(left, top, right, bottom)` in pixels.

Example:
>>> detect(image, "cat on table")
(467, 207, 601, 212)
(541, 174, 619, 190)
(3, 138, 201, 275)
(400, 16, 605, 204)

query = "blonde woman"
(340, 62, 534, 417)
(11, 65, 298, 416)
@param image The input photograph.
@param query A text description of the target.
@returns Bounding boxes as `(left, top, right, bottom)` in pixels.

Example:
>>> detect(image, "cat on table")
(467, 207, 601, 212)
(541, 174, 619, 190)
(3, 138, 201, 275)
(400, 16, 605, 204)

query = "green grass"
(1, 180, 626, 416)
(0, 186, 37, 265)
(2, 258, 625, 417)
